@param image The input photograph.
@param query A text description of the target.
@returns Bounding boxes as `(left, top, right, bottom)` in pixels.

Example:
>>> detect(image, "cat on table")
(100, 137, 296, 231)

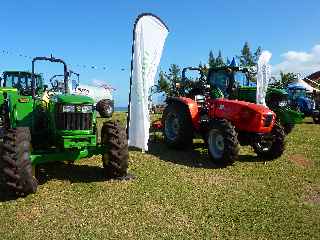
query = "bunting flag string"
(99, 84, 117, 91)
(0, 49, 127, 72)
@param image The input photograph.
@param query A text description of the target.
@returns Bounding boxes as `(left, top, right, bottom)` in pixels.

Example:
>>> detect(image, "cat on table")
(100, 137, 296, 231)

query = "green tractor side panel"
(0, 87, 18, 105)
(237, 87, 256, 102)
(7, 93, 34, 128)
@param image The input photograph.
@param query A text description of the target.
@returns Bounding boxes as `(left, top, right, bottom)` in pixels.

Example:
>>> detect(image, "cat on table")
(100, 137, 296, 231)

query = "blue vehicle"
(287, 84, 319, 121)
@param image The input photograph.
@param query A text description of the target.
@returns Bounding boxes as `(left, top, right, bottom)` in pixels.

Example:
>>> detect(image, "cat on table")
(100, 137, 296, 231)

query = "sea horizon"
(115, 106, 128, 112)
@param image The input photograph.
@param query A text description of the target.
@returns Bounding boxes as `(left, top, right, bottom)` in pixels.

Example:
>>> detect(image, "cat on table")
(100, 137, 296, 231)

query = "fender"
(166, 97, 200, 129)
(297, 96, 315, 115)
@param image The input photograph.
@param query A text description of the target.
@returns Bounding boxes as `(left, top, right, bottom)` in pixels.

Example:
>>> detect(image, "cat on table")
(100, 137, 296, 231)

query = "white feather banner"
(256, 51, 272, 106)
(128, 14, 169, 151)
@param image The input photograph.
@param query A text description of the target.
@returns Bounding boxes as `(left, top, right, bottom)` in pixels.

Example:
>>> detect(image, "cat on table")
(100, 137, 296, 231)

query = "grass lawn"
(0, 113, 319, 239)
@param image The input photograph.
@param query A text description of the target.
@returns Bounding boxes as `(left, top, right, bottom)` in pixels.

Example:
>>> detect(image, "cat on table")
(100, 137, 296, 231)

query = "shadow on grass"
(36, 162, 108, 185)
(0, 185, 18, 202)
(304, 121, 316, 125)
(0, 163, 134, 202)
(37, 162, 134, 185)
(148, 141, 221, 169)
(236, 155, 268, 163)
(148, 140, 267, 168)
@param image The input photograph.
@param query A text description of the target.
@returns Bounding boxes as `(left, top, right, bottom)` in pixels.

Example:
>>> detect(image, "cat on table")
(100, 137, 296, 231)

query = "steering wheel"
(18, 86, 33, 96)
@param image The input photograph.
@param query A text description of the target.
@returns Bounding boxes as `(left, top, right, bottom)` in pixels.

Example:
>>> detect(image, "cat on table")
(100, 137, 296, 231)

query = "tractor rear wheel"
(252, 122, 285, 160)
(0, 127, 38, 196)
(162, 102, 193, 149)
(313, 116, 320, 124)
(101, 120, 128, 178)
(97, 99, 114, 118)
(206, 119, 239, 165)
(283, 123, 295, 135)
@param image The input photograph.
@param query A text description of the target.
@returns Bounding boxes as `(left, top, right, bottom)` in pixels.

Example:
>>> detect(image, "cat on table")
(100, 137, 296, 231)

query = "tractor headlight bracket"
(81, 105, 93, 113)
(278, 100, 287, 107)
(62, 105, 76, 113)
(62, 104, 93, 113)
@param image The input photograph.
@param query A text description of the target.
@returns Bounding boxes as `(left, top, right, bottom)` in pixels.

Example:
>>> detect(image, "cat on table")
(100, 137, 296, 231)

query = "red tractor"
(162, 67, 285, 165)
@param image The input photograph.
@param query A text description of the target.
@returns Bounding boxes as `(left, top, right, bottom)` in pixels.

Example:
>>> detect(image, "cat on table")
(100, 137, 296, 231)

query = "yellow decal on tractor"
(18, 98, 30, 103)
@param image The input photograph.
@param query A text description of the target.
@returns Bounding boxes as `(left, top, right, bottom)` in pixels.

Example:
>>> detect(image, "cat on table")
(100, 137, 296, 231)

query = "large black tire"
(101, 120, 128, 178)
(206, 119, 239, 165)
(313, 115, 320, 124)
(162, 102, 193, 149)
(0, 127, 37, 196)
(97, 99, 114, 118)
(283, 123, 295, 135)
(252, 122, 285, 160)
(266, 93, 283, 109)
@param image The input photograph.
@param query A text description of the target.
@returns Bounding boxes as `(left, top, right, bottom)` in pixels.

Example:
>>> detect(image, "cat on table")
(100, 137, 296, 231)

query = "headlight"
(278, 100, 287, 107)
(63, 105, 75, 112)
(81, 105, 93, 113)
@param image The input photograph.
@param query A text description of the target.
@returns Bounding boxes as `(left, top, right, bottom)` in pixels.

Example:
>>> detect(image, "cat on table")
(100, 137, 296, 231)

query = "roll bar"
(31, 55, 69, 98)
(181, 67, 202, 82)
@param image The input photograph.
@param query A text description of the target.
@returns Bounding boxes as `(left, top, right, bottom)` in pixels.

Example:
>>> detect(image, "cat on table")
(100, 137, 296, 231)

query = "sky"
(1, 0, 319, 106)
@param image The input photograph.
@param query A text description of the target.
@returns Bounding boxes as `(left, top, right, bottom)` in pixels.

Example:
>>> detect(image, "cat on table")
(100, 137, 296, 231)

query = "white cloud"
(282, 51, 313, 62)
(273, 44, 320, 77)
(91, 78, 108, 86)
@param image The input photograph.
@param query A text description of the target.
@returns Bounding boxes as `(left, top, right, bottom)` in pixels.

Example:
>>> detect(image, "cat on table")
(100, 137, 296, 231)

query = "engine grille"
(56, 105, 92, 130)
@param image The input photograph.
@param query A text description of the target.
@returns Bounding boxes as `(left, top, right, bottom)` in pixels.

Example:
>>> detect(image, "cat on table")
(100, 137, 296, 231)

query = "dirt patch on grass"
(304, 186, 320, 205)
(289, 154, 313, 168)
(177, 171, 231, 186)
(16, 206, 43, 221)
(142, 201, 195, 229)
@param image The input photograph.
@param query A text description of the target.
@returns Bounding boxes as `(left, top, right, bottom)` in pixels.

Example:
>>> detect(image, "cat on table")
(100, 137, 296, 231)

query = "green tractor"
(0, 56, 128, 196)
(182, 66, 304, 134)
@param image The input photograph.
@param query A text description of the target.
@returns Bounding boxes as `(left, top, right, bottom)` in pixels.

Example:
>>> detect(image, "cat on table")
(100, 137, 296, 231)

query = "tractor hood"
(267, 87, 288, 96)
(0, 87, 18, 94)
(56, 94, 94, 104)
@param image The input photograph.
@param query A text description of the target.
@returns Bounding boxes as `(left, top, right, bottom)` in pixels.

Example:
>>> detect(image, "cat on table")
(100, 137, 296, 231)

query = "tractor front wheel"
(283, 123, 295, 135)
(97, 99, 114, 118)
(162, 102, 193, 149)
(0, 127, 38, 196)
(252, 122, 285, 160)
(101, 120, 128, 178)
(206, 119, 239, 165)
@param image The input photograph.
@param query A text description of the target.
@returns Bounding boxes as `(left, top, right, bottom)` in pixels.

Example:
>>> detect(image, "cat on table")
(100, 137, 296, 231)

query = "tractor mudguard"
(166, 97, 200, 129)
(276, 107, 304, 125)
(210, 99, 276, 133)
(296, 97, 315, 116)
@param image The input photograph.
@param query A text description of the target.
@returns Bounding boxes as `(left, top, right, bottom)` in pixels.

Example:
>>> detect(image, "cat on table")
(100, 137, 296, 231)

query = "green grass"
(0, 114, 319, 239)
